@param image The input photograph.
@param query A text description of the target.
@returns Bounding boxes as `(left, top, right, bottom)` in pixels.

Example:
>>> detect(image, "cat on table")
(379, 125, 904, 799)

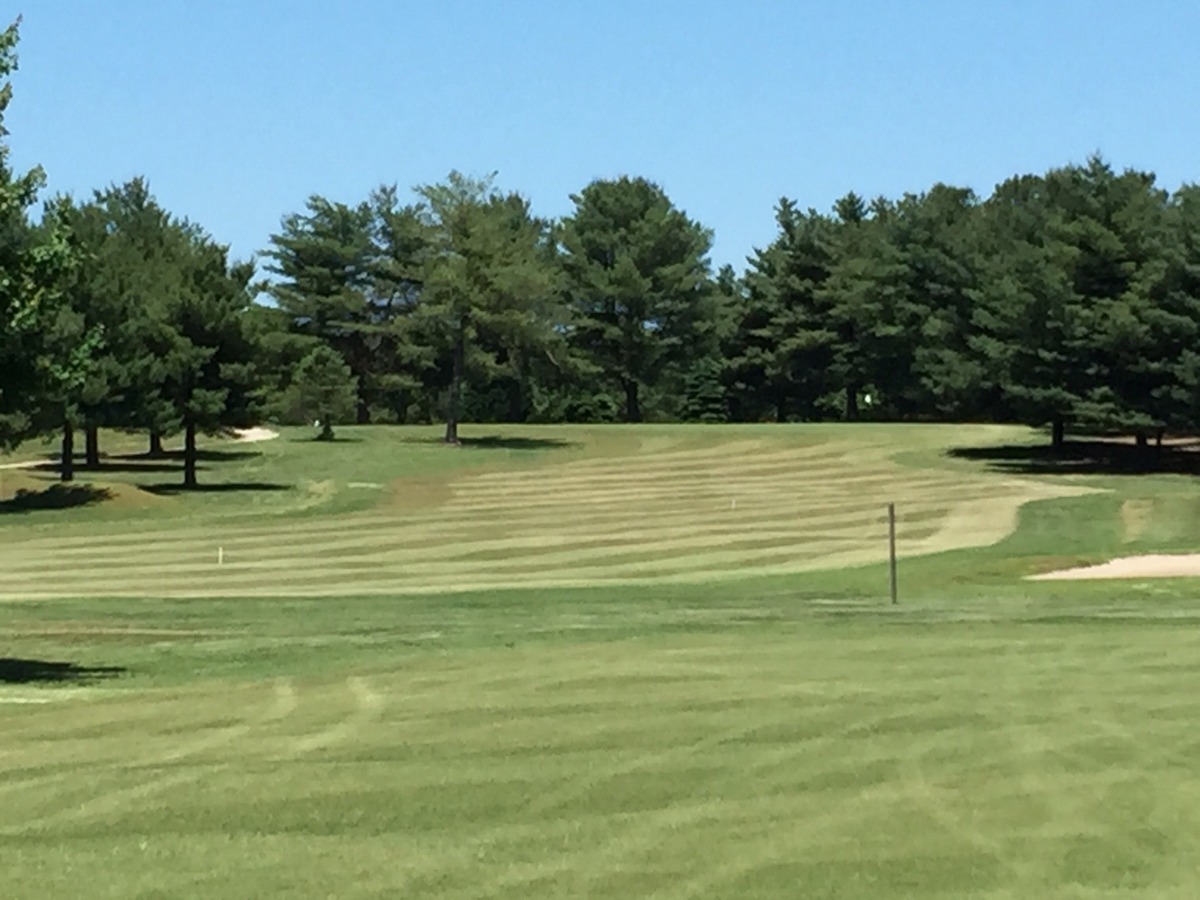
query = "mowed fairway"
(6, 424, 1200, 897)
(7, 604, 1200, 898)
(0, 424, 1086, 598)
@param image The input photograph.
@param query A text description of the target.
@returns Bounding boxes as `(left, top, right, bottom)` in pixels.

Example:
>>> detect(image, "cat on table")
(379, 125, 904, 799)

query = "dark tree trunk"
(1156, 427, 1166, 448)
(1051, 416, 1065, 450)
(60, 421, 75, 483)
(623, 380, 642, 424)
(84, 425, 100, 469)
(775, 394, 786, 424)
(319, 413, 334, 441)
(445, 325, 465, 444)
(845, 385, 859, 421)
(506, 380, 525, 423)
(1136, 431, 1149, 450)
(356, 395, 371, 425)
(148, 430, 165, 458)
(183, 422, 198, 489)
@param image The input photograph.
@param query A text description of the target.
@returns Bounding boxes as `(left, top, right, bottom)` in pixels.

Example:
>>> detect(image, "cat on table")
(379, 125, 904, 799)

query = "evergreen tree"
(974, 158, 1173, 445)
(281, 345, 359, 440)
(150, 226, 261, 488)
(879, 184, 983, 418)
(266, 196, 379, 421)
(559, 176, 715, 422)
(414, 171, 563, 443)
(730, 199, 835, 421)
(680, 355, 728, 422)
(28, 197, 106, 481)
(368, 185, 435, 422)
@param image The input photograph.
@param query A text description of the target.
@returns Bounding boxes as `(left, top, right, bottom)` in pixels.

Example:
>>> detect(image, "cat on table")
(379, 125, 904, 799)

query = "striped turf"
(6, 620, 1200, 898)
(0, 425, 1086, 598)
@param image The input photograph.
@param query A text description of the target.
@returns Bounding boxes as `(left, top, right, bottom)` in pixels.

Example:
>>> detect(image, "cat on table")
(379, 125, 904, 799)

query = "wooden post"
(888, 502, 898, 605)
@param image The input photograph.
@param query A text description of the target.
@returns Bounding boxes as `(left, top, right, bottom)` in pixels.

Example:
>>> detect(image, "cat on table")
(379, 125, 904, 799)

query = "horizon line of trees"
(5, 20, 1200, 488)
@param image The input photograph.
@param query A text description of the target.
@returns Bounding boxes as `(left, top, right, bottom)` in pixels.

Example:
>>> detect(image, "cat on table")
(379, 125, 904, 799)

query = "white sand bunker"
(1030, 554, 1200, 581)
(231, 427, 279, 443)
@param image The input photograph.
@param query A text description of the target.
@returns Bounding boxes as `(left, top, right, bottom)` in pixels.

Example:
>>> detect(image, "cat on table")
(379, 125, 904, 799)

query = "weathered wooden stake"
(887, 503, 898, 605)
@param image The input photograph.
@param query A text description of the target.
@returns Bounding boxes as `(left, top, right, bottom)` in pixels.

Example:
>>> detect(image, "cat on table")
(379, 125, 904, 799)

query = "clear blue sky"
(8, 1, 1200, 270)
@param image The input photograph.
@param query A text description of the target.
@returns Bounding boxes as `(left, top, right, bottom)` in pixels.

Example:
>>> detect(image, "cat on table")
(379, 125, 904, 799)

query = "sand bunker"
(231, 426, 280, 442)
(1030, 554, 1200, 581)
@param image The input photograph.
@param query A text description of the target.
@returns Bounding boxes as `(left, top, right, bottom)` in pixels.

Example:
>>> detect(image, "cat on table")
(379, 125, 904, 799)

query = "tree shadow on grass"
(30, 460, 182, 475)
(462, 435, 575, 451)
(948, 440, 1200, 476)
(0, 658, 126, 684)
(116, 448, 262, 463)
(0, 484, 112, 514)
(141, 481, 291, 496)
(401, 434, 575, 451)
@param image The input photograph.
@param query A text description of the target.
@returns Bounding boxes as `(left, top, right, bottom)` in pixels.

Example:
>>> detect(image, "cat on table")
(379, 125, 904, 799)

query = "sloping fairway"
(6, 593, 1200, 898)
(0, 424, 1087, 598)
(7, 424, 1200, 897)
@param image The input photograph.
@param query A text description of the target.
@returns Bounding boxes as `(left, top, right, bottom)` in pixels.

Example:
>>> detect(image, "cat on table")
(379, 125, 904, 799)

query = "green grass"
(5, 423, 1200, 897)
(0, 423, 1095, 598)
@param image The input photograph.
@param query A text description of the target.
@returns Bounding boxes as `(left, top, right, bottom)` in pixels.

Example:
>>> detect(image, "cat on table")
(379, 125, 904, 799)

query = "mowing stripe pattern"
(0, 433, 1083, 598)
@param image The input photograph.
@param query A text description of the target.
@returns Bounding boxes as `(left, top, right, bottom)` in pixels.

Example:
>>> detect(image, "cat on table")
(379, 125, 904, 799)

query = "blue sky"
(7, 1, 1200, 270)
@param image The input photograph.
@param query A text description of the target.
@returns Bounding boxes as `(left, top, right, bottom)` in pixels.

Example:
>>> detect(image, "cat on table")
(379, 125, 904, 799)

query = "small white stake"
(218, 546, 224, 566)
(731, 498, 736, 511)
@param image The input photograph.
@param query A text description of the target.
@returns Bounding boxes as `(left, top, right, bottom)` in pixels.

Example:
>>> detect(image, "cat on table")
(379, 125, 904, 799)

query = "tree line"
(4, 21, 1200, 488)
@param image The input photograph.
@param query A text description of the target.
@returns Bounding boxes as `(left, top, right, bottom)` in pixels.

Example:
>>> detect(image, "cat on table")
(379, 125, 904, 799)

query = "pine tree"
(730, 199, 835, 421)
(414, 172, 563, 443)
(265, 196, 379, 422)
(559, 176, 715, 422)
(282, 345, 359, 440)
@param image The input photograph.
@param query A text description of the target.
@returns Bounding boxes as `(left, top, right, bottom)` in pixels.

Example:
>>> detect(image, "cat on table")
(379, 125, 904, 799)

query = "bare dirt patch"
(1030, 554, 1200, 581)
(1120, 499, 1154, 543)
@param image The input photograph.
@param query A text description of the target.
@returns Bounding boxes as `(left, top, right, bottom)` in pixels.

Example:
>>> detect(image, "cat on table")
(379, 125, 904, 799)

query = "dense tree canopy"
(6, 19, 1200, 468)
(559, 176, 715, 422)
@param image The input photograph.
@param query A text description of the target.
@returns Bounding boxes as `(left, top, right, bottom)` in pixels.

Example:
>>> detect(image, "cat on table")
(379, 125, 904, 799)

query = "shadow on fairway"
(0, 484, 112, 514)
(31, 460, 181, 475)
(950, 440, 1200, 476)
(0, 657, 126, 684)
(118, 448, 263, 463)
(141, 481, 291, 496)
(462, 435, 575, 451)
(402, 434, 576, 451)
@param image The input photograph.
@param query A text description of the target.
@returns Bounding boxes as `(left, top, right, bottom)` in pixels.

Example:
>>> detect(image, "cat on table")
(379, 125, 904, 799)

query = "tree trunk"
(845, 384, 859, 421)
(319, 413, 334, 441)
(1136, 431, 1149, 450)
(1051, 416, 1065, 450)
(183, 422, 198, 489)
(623, 380, 642, 423)
(84, 425, 100, 469)
(149, 430, 165, 458)
(356, 395, 371, 425)
(60, 421, 75, 483)
(775, 394, 786, 424)
(444, 325, 464, 444)
(506, 380, 525, 423)
(1156, 427, 1166, 448)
